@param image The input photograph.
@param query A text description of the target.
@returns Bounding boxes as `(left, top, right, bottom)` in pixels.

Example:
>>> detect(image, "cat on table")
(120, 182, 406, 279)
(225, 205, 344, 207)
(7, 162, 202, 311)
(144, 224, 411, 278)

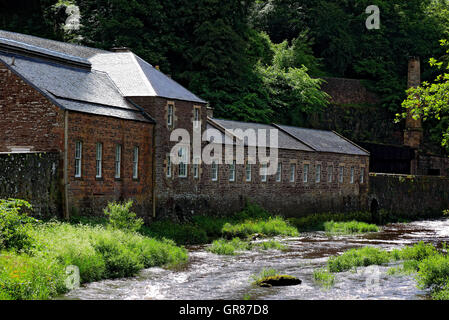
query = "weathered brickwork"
(67, 111, 154, 218)
(0, 62, 64, 152)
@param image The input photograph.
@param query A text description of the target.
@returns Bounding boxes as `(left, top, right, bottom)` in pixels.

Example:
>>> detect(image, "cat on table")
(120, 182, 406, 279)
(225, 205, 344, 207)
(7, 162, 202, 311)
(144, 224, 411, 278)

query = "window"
(261, 163, 267, 182)
(229, 160, 236, 182)
(328, 166, 333, 183)
(167, 104, 174, 127)
(167, 155, 172, 178)
(96, 143, 102, 178)
(178, 147, 188, 178)
(133, 146, 139, 179)
(315, 164, 321, 183)
(350, 167, 355, 184)
(290, 164, 296, 182)
(115, 144, 122, 179)
(193, 157, 200, 179)
(276, 163, 282, 182)
(360, 168, 365, 184)
(303, 164, 309, 183)
(211, 161, 218, 181)
(194, 108, 200, 128)
(75, 141, 82, 178)
(339, 166, 344, 183)
(246, 163, 252, 182)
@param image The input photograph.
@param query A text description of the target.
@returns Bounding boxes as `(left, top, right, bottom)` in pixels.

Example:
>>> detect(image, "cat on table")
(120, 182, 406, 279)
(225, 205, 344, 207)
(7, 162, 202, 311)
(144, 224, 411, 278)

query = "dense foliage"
(3, 0, 448, 129)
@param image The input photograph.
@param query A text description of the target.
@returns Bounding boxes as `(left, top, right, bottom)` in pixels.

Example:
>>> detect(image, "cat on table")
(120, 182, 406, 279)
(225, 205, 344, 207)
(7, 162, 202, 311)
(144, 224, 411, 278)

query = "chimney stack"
(404, 56, 423, 150)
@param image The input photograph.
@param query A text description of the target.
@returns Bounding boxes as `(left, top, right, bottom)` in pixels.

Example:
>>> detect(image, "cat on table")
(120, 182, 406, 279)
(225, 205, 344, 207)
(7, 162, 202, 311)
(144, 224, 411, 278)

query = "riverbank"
(0, 200, 188, 300)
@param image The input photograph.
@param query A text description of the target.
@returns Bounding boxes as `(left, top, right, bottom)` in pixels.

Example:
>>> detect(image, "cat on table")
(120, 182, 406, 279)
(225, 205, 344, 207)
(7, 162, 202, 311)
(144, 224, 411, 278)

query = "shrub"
(392, 241, 438, 262)
(327, 246, 391, 273)
(103, 200, 143, 232)
(207, 238, 251, 255)
(142, 220, 208, 245)
(288, 212, 372, 232)
(324, 221, 379, 234)
(255, 240, 287, 251)
(222, 217, 299, 238)
(313, 268, 335, 288)
(416, 254, 449, 292)
(0, 199, 37, 252)
(0, 252, 67, 300)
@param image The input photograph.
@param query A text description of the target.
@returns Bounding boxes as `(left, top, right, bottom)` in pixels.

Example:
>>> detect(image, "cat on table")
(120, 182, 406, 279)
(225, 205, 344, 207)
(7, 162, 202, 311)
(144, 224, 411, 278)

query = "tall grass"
(324, 221, 379, 234)
(207, 238, 286, 255)
(313, 268, 335, 288)
(327, 246, 391, 273)
(222, 217, 299, 239)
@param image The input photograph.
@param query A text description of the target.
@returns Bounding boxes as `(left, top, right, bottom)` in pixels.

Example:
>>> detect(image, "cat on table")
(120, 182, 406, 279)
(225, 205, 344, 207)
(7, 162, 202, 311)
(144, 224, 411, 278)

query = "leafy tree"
(400, 40, 449, 152)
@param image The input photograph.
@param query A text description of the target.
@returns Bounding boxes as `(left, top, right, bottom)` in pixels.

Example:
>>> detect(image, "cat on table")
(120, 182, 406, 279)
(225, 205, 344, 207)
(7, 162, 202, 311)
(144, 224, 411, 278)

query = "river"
(59, 218, 449, 300)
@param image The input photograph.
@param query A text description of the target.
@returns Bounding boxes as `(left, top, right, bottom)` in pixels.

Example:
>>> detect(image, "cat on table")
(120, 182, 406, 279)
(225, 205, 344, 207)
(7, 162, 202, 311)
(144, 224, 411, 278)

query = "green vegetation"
(103, 200, 143, 232)
(222, 217, 299, 239)
(324, 221, 379, 234)
(207, 238, 286, 256)
(250, 268, 301, 287)
(288, 212, 373, 232)
(0, 200, 188, 300)
(313, 268, 335, 289)
(327, 246, 391, 273)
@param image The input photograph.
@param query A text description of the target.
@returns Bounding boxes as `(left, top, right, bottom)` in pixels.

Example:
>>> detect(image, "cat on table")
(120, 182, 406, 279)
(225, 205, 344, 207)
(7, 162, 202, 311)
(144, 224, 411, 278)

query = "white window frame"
(245, 163, 252, 182)
(328, 166, 333, 183)
(211, 161, 218, 181)
(350, 167, 355, 184)
(339, 166, 344, 183)
(167, 104, 174, 127)
(290, 164, 296, 182)
(229, 160, 236, 182)
(115, 144, 122, 179)
(194, 107, 200, 129)
(315, 164, 321, 183)
(178, 147, 188, 178)
(261, 163, 268, 182)
(276, 163, 282, 182)
(75, 141, 82, 178)
(303, 164, 309, 183)
(360, 167, 365, 184)
(96, 142, 103, 179)
(167, 155, 172, 178)
(133, 146, 139, 179)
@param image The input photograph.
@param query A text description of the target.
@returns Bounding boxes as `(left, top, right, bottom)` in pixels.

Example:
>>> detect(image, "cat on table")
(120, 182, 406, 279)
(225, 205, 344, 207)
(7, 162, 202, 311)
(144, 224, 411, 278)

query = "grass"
(327, 246, 391, 273)
(324, 221, 379, 234)
(222, 217, 299, 239)
(0, 222, 188, 300)
(313, 268, 335, 288)
(288, 212, 373, 232)
(250, 268, 280, 284)
(207, 238, 287, 256)
(250, 268, 300, 287)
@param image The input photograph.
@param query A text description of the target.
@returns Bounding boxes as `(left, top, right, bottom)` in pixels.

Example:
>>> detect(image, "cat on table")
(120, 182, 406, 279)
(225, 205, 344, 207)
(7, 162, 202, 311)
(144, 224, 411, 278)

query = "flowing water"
(60, 218, 449, 300)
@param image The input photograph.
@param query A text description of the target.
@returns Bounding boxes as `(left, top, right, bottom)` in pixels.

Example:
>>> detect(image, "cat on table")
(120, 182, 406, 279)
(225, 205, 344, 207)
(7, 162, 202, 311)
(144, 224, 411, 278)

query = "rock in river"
(256, 275, 302, 288)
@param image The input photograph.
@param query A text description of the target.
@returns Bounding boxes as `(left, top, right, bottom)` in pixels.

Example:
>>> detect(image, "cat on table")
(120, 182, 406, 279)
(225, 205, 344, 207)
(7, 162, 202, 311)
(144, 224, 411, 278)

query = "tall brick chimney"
(404, 56, 423, 149)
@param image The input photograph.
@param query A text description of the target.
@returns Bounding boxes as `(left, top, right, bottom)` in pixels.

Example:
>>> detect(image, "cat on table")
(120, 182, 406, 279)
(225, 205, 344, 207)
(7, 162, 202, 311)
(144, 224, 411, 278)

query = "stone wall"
(369, 173, 449, 218)
(0, 152, 62, 217)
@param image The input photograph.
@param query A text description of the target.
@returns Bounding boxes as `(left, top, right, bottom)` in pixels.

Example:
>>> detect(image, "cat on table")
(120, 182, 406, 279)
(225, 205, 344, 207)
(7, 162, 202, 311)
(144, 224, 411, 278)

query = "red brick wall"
(0, 61, 64, 152)
(67, 111, 154, 218)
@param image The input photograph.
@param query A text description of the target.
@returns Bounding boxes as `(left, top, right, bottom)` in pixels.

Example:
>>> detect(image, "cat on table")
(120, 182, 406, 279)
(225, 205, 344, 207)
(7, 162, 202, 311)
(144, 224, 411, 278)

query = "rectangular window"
(350, 167, 355, 184)
(167, 104, 174, 126)
(133, 146, 139, 179)
(316, 164, 321, 183)
(96, 143, 102, 178)
(194, 108, 200, 128)
(261, 163, 267, 182)
(211, 161, 218, 181)
(360, 168, 365, 184)
(276, 163, 282, 182)
(167, 155, 172, 178)
(229, 160, 236, 182)
(303, 164, 309, 183)
(339, 166, 344, 183)
(193, 157, 200, 179)
(178, 147, 188, 178)
(328, 166, 333, 183)
(75, 141, 82, 178)
(115, 144, 122, 179)
(246, 163, 252, 182)
(290, 164, 296, 182)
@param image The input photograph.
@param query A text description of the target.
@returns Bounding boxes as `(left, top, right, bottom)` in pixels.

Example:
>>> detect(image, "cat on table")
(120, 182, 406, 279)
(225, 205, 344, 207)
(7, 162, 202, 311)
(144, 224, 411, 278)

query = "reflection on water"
(59, 218, 449, 300)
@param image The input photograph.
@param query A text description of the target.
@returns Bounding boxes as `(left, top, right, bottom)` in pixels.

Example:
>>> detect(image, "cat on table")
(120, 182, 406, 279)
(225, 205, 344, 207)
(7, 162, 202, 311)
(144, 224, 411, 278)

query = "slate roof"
(0, 30, 206, 104)
(209, 118, 314, 151)
(0, 51, 150, 122)
(274, 124, 369, 156)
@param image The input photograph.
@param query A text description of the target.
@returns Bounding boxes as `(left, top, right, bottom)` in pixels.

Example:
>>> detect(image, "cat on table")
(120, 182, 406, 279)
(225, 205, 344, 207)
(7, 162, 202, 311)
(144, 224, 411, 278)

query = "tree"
(400, 40, 449, 152)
